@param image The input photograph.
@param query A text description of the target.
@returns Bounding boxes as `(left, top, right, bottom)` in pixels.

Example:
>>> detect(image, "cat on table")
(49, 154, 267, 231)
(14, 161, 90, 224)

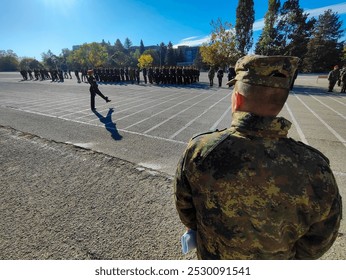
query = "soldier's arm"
(294, 193, 342, 259)
(174, 153, 197, 231)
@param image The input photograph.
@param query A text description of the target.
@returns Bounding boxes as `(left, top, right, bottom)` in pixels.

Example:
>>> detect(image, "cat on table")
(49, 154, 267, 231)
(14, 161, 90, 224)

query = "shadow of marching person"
(92, 108, 122, 141)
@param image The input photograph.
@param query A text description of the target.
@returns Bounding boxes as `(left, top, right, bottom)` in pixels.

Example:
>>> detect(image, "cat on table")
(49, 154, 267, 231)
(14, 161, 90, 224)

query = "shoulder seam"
(296, 140, 330, 164)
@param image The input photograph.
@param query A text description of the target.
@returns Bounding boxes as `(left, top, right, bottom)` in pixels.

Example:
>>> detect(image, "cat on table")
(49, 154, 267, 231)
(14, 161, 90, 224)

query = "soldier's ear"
(234, 92, 244, 110)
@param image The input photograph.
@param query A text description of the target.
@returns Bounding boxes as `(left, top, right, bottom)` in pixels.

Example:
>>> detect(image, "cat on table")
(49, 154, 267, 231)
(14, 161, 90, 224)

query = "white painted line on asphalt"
(285, 103, 308, 144)
(38, 98, 90, 112)
(58, 115, 187, 145)
(14, 107, 58, 119)
(294, 93, 346, 148)
(63, 92, 174, 122)
(119, 128, 187, 145)
(329, 96, 346, 106)
(61, 89, 170, 119)
(9, 104, 188, 145)
(20, 95, 86, 109)
(60, 106, 97, 118)
(210, 105, 232, 131)
(334, 171, 346, 177)
(169, 92, 232, 140)
(144, 92, 219, 134)
(59, 90, 157, 118)
(60, 90, 166, 119)
(309, 95, 346, 120)
(123, 92, 205, 130)
(112, 92, 189, 122)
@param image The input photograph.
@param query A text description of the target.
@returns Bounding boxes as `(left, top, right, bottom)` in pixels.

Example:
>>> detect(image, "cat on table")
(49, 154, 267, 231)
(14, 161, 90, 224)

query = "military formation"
(92, 66, 200, 85)
(19, 66, 200, 86)
(19, 69, 72, 82)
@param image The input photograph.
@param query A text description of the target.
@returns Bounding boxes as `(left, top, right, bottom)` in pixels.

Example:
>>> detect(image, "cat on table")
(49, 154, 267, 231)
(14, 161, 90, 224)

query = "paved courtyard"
(0, 71, 345, 260)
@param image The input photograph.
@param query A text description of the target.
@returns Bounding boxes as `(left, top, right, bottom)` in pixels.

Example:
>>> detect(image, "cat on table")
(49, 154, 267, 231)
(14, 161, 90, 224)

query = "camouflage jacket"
(328, 69, 340, 82)
(174, 111, 342, 259)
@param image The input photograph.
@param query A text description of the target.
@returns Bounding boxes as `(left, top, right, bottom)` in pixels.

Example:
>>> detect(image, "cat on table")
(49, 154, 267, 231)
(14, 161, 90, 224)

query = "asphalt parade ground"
(0, 71, 345, 260)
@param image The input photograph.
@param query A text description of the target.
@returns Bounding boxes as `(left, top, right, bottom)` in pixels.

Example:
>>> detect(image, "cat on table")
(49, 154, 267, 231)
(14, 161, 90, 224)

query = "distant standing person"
(290, 68, 298, 90)
(227, 66, 236, 87)
(208, 67, 215, 86)
(327, 65, 340, 92)
(87, 69, 111, 110)
(217, 67, 224, 87)
(142, 67, 148, 84)
(339, 66, 346, 93)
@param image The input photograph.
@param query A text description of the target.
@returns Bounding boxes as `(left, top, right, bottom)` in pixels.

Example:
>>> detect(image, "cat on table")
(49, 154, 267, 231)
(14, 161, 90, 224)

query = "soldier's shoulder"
(289, 139, 330, 164)
(186, 129, 230, 161)
(191, 128, 228, 141)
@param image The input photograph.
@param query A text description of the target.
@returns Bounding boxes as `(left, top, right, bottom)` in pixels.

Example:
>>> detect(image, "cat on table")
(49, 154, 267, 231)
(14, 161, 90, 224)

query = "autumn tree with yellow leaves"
(199, 18, 240, 68)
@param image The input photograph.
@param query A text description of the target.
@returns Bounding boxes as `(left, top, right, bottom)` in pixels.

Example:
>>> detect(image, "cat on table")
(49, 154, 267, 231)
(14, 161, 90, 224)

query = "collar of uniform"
(230, 111, 291, 138)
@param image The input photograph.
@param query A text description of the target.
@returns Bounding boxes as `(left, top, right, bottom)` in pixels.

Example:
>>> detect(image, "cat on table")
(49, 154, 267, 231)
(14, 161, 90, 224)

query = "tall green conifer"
(235, 0, 255, 55)
(255, 0, 281, 55)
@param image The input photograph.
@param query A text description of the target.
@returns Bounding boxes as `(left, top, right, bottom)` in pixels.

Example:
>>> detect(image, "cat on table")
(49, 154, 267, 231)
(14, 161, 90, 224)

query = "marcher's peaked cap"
(227, 55, 300, 89)
(87, 69, 93, 74)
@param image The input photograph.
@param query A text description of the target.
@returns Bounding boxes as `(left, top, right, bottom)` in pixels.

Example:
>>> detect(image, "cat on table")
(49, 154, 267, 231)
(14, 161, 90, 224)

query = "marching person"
(87, 69, 111, 111)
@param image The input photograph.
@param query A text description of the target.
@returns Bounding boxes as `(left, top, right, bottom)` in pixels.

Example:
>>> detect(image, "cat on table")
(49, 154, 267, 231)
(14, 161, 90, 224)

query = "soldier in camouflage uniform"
(174, 55, 342, 260)
(327, 65, 340, 92)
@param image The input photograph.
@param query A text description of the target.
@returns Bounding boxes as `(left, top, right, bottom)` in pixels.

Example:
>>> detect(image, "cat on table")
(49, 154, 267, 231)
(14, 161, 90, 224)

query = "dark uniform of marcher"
(174, 55, 342, 260)
(227, 66, 236, 87)
(87, 69, 111, 110)
(217, 67, 224, 87)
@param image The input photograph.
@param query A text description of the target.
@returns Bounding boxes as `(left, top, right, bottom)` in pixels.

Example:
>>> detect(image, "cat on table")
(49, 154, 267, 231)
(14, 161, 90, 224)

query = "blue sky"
(1, 0, 346, 60)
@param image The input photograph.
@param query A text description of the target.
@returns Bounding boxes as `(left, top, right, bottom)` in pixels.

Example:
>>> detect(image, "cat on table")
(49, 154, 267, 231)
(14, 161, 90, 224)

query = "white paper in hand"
(181, 229, 197, 254)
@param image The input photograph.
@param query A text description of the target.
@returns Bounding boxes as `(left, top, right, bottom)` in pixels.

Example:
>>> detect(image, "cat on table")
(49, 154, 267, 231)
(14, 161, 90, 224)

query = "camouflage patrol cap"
(227, 55, 300, 89)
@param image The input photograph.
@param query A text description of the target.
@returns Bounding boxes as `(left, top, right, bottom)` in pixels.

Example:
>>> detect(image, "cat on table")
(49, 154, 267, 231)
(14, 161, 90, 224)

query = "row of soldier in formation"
(19, 66, 201, 85)
(90, 66, 200, 85)
(19, 68, 72, 82)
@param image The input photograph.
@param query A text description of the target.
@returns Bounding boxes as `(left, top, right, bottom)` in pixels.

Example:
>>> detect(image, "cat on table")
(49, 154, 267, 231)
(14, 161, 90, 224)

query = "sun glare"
(41, 0, 77, 15)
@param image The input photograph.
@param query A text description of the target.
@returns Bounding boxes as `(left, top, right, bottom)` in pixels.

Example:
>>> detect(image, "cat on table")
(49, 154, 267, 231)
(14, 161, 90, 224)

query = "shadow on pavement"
(92, 108, 122, 141)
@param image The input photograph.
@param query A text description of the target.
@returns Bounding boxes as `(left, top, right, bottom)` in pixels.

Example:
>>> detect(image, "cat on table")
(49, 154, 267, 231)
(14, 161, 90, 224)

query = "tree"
(143, 49, 160, 65)
(139, 39, 145, 54)
(158, 42, 166, 66)
(68, 43, 108, 68)
(276, 0, 315, 59)
(19, 58, 42, 70)
(41, 50, 59, 69)
(110, 51, 130, 67)
(114, 39, 125, 52)
(132, 49, 141, 64)
(200, 18, 239, 68)
(138, 54, 154, 68)
(124, 37, 132, 50)
(255, 0, 282, 55)
(165, 41, 176, 65)
(235, 0, 255, 55)
(193, 49, 208, 70)
(304, 10, 344, 72)
(0, 50, 19, 71)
